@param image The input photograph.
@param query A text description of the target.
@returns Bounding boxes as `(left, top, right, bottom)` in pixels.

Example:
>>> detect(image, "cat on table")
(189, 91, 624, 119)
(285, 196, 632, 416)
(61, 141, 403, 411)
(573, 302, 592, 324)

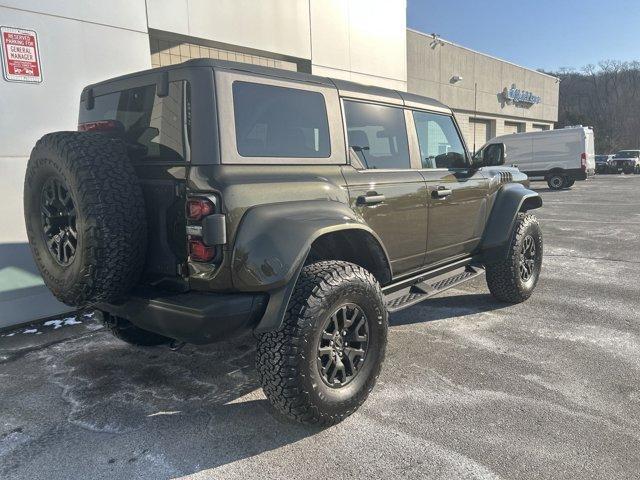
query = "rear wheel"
(547, 173, 566, 190)
(563, 177, 576, 188)
(256, 261, 387, 426)
(485, 213, 543, 303)
(101, 312, 170, 346)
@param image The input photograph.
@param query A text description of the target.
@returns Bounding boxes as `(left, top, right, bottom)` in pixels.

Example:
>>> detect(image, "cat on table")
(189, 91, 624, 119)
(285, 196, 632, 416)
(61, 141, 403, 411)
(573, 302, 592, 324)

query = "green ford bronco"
(24, 59, 543, 426)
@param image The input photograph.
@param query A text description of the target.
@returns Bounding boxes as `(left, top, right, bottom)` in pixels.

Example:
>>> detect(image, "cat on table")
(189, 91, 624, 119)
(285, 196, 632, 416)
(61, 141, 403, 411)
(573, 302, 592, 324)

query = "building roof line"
(407, 28, 559, 81)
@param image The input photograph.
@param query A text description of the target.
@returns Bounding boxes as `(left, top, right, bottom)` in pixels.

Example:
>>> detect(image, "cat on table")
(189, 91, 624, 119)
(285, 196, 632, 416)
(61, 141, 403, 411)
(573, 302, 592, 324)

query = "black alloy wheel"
(519, 234, 537, 283)
(317, 303, 369, 388)
(41, 177, 78, 266)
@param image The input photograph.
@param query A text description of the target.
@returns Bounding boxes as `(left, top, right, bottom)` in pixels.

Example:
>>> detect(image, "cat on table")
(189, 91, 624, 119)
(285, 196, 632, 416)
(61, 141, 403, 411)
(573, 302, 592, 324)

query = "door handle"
(432, 187, 453, 199)
(357, 194, 386, 205)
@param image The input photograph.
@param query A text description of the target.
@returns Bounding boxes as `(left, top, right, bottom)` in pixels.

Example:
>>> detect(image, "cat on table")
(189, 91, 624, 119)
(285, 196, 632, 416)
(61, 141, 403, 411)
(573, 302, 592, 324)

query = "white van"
(481, 126, 596, 189)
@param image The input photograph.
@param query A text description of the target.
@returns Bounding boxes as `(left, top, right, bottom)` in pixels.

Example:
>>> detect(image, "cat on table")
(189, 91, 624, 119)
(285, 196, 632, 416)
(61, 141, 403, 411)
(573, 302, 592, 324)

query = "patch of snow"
(22, 329, 38, 334)
(43, 317, 83, 330)
(147, 410, 182, 417)
(44, 319, 63, 329)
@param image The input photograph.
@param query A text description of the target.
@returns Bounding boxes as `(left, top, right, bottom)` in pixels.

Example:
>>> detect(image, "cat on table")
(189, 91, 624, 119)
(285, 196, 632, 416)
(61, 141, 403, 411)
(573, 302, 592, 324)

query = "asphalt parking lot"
(1, 174, 639, 480)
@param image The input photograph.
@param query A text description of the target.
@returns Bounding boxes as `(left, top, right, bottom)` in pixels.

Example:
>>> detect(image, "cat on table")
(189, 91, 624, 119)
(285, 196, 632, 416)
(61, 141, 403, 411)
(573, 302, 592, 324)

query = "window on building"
(344, 101, 410, 169)
(79, 81, 190, 163)
(232, 81, 330, 158)
(412, 111, 467, 169)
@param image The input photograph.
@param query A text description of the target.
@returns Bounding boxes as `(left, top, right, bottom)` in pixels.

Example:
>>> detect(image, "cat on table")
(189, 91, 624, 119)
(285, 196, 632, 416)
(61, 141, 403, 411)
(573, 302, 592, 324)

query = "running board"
(384, 265, 485, 313)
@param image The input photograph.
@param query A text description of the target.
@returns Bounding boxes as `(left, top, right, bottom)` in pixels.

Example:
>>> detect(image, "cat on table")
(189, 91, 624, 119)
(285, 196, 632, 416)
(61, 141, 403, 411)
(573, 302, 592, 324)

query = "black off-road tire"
(101, 312, 170, 347)
(485, 213, 543, 303)
(547, 173, 566, 190)
(24, 132, 146, 306)
(256, 261, 387, 426)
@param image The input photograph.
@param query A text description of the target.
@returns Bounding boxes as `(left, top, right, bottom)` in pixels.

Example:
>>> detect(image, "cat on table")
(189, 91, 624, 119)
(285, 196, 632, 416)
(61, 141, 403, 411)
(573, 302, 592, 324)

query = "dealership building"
(0, 0, 558, 327)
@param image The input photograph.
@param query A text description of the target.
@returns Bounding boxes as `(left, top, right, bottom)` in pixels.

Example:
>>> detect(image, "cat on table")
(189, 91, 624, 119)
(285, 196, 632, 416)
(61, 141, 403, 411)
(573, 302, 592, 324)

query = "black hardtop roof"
(82, 58, 450, 113)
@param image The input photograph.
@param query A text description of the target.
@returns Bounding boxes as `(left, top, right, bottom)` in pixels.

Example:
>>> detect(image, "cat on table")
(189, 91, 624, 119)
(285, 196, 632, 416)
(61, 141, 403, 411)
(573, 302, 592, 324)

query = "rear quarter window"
(232, 81, 331, 158)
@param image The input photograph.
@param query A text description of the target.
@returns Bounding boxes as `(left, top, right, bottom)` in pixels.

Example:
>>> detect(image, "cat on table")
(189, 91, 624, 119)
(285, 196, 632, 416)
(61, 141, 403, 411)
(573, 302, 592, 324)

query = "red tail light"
(186, 198, 215, 221)
(78, 120, 123, 132)
(581, 152, 587, 170)
(188, 237, 215, 262)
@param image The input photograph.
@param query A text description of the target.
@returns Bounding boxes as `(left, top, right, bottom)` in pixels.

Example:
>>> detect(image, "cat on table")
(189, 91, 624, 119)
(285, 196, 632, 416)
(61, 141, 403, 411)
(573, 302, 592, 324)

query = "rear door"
(410, 110, 489, 264)
(79, 74, 193, 285)
(341, 99, 428, 276)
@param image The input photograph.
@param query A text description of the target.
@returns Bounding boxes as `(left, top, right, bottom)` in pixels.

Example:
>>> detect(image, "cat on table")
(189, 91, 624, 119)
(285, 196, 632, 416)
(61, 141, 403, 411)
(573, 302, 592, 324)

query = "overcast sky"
(407, 0, 640, 72)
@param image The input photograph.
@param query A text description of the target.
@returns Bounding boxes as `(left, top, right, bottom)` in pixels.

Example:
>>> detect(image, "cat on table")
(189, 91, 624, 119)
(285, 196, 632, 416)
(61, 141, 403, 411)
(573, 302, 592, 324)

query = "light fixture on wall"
(451, 75, 463, 83)
(429, 33, 445, 49)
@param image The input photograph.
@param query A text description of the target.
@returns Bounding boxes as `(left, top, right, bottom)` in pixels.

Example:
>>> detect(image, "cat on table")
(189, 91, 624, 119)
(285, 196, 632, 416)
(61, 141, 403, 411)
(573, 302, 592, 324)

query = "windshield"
(614, 151, 640, 158)
(595, 155, 608, 161)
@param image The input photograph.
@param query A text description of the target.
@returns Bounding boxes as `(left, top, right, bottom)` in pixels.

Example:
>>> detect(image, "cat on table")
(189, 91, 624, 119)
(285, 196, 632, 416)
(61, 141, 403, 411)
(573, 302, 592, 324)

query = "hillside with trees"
(545, 61, 640, 153)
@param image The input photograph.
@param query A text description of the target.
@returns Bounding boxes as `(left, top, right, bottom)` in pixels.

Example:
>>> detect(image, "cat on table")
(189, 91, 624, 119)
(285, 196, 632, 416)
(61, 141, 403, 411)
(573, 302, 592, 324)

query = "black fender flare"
(230, 200, 391, 333)
(479, 183, 542, 262)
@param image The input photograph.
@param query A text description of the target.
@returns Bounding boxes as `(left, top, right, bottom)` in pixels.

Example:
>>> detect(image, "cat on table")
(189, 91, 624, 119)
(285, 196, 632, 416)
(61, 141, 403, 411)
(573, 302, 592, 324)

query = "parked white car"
(481, 126, 596, 189)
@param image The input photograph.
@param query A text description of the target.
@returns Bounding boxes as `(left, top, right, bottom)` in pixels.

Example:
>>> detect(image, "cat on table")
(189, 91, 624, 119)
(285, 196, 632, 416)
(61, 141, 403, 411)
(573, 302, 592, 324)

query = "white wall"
(309, 0, 407, 90)
(0, 3, 151, 242)
(0, 2, 152, 326)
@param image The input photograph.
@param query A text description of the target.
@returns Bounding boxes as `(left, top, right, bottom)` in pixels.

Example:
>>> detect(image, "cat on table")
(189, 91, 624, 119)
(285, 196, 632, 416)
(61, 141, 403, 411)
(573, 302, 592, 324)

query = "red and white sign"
(1, 26, 42, 83)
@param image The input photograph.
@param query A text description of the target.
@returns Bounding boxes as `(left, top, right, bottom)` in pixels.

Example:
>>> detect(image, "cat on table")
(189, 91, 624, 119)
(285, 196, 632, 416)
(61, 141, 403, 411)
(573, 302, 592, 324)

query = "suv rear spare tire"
(24, 131, 147, 306)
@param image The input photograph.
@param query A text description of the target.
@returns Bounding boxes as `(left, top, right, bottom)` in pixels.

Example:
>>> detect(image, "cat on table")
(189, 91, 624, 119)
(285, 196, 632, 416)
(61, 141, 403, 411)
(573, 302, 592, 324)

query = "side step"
(384, 265, 485, 313)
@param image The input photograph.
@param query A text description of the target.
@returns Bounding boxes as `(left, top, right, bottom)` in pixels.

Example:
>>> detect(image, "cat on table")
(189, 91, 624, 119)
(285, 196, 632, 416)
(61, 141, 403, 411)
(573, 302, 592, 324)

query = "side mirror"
(475, 143, 506, 167)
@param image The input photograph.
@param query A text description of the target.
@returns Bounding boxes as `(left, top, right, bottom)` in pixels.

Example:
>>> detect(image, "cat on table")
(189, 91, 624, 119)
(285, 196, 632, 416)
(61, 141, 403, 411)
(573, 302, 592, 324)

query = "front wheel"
(485, 213, 543, 303)
(256, 261, 387, 426)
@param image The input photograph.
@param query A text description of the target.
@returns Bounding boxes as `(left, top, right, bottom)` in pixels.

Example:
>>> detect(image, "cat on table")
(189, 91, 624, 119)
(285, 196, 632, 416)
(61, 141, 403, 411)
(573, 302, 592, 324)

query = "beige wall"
(407, 29, 558, 149)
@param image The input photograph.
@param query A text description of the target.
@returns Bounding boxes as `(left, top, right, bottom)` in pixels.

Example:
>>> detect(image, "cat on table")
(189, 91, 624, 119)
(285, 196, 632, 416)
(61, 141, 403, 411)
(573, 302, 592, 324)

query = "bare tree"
(548, 60, 640, 152)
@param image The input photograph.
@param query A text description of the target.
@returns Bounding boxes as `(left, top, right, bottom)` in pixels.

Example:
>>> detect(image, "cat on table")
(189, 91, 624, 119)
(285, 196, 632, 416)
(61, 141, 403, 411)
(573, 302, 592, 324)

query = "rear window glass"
(232, 81, 331, 158)
(79, 81, 190, 162)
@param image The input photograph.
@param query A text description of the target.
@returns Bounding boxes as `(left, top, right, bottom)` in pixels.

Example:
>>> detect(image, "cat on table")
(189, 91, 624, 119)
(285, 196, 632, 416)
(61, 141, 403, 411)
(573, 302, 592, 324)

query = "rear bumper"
(98, 289, 268, 344)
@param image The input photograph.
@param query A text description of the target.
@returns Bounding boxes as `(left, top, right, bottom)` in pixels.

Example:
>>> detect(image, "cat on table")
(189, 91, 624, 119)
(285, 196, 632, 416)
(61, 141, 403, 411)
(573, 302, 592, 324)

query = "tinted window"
(233, 82, 330, 158)
(344, 101, 410, 169)
(79, 81, 190, 163)
(413, 111, 467, 169)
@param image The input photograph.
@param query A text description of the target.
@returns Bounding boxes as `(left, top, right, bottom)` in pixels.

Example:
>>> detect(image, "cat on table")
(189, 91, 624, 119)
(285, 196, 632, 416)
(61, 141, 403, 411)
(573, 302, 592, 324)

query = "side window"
(232, 81, 331, 158)
(344, 100, 411, 170)
(79, 81, 190, 163)
(412, 111, 468, 169)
